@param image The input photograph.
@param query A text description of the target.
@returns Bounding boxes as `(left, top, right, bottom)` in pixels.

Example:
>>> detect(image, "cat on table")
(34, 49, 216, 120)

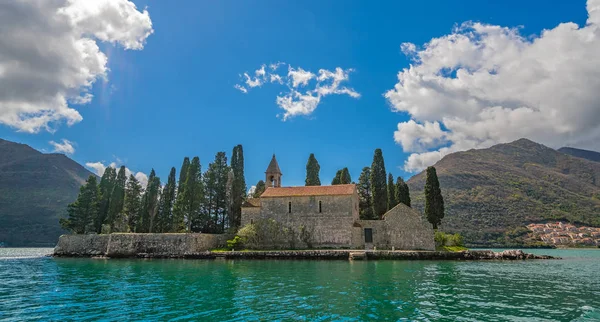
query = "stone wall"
(353, 204, 435, 251)
(246, 194, 359, 248)
(54, 233, 229, 258)
(54, 234, 110, 257)
(240, 206, 260, 226)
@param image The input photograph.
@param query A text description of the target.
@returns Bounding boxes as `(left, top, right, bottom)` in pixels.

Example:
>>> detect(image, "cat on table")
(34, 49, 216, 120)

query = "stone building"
(241, 155, 434, 250)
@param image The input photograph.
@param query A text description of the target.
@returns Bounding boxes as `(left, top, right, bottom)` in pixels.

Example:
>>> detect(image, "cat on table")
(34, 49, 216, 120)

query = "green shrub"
(435, 231, 465, 247)
(226, 236, 243, 250)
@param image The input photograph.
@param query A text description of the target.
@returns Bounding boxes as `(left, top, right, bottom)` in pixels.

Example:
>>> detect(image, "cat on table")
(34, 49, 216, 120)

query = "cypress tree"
(253, 180, 266, 198)
(139, 169, 161, 232)
(95, 167, 116, 233)
(370, 148, 388, 218)
(60, 175, 99, 234)
(107, 166, 127, 231)
(340, 167, 352, 184)
(357, 167, 374, 219)
(230, 145, 246, 228)
(172, 158, 190, 232)
(395, 177, 411, 207)
(156, 167, 177, 232)
(387, 173, 399, 210)
(183, 157, 204, 232)
(226, 169, 234, 227)
(203, 152, 229, 233)
(177, 157, 190, 195)
(331, 170, 342, 185)
(305, 153, 321, 186)
(123, 174, 142, 232)
(425, 166, 444, 229)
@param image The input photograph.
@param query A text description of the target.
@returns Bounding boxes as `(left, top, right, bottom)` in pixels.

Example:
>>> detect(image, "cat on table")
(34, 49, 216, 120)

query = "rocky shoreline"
(212, 249, 557, 260)
(52, 234, 558, 260)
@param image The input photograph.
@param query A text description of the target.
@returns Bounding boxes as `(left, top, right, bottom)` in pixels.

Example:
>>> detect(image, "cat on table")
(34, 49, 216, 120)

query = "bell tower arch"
(265, 154, 282, 188)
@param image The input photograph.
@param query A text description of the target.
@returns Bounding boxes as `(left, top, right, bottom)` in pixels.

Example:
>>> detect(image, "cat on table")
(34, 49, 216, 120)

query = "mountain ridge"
(558, 146, 600, 163)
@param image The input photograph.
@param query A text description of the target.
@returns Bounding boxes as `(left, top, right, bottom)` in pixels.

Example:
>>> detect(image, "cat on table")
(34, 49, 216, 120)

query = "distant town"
(527, 222, 600, 247)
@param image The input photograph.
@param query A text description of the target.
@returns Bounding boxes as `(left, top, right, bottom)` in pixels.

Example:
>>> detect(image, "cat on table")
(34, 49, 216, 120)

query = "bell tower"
(265, 154, 282, 188)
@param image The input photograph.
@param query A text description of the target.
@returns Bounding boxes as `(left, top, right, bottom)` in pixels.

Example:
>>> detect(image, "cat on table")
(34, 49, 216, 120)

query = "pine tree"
(331, 170, 342, 185)
(340, 167, 352, 184)
(95, 167, 116, 233)
(395, 177, 411, 207)
(123, 174, 142, 232)
(60, 175, 99, 234)
(370, 148, 388, 218)
(139, 169, 161, 232)
(106, 166, 127, 231)
(156, 167, 177, 232)
(305, 153, 321, 186)
(425, 166, 444, 229)
(387, 173, 399, 210)
(230, 145, 246, 228)
(357, 167, 374, 219)
(203, 152, 229, 233)
(253, 180, 266, 198)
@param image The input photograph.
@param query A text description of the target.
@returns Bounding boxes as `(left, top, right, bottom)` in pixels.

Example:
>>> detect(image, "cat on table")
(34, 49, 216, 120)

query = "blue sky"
(0, 0, 593, 188)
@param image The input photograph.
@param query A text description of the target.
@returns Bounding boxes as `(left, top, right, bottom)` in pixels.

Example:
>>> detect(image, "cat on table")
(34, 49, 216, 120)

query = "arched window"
(319, 201, 322, 213)
(288, 202, 292, 213)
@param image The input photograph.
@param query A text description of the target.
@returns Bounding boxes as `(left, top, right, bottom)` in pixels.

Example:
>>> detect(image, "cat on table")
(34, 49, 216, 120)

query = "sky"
(0, 0, 598, 189)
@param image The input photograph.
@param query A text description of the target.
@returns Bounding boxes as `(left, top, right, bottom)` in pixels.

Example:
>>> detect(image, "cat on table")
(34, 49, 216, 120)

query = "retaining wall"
(54, 233, 228, 258)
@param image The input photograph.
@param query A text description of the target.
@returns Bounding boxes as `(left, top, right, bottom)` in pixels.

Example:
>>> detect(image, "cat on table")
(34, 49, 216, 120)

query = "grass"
(436, 246, 468, 252)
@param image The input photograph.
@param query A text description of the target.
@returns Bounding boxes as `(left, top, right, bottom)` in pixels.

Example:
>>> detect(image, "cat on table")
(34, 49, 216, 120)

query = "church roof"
(261, 184, 356, 197)
(241, 198, 261, 207)
(265, 154, 282, 174)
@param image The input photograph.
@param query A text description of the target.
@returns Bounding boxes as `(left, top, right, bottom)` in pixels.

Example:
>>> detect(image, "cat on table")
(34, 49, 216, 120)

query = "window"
(288, 202, 292, 213)
(319, 201, 322, 213)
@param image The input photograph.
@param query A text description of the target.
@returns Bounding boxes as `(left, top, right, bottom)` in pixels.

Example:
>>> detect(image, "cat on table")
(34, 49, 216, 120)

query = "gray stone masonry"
(54, 233, 228, 258)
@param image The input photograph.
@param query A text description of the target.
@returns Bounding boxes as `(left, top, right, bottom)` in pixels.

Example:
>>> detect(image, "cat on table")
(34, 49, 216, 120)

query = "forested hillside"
(0, 139, 94, 246)
(407, 139, 600, 246)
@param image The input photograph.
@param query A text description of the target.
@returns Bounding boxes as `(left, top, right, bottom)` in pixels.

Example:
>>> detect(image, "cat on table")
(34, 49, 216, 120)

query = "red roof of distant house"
(260, 184, 356, 197)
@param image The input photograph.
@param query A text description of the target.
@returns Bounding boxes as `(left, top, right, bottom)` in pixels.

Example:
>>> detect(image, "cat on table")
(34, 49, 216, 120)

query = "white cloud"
(242, 65, 268, 89)
(248, 185, 256, 197)
(394, 120, 446, 153)
(276, 90, 321, 121)
(236, 63, 360, 120)
(234, 84, 248, 93)
(85, 161, 148, 187)
(0, 0, 153, 133)
(288, 67, 315, 87)
(49, 139, 75, 155)
(269, 62, 285, 71)
(385, 0, 600, 172)
(269, 74, 283, 84)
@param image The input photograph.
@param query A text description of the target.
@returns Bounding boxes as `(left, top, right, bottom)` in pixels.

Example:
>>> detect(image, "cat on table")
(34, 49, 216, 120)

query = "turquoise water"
(1, 248, 599, 321)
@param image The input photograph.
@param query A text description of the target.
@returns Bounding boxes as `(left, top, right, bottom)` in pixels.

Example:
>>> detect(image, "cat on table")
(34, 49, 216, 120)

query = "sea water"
(1, 248, 599, 321)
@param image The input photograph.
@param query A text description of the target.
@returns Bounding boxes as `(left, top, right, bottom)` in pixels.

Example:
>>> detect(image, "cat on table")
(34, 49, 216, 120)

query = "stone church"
(241, 155, 435, 250)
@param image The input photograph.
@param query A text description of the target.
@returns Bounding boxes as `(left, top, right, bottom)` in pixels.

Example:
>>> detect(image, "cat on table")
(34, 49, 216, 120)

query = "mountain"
(558, 147, 600, 163)
(407, 139, 600, 246)
(0, 139, 95, 246)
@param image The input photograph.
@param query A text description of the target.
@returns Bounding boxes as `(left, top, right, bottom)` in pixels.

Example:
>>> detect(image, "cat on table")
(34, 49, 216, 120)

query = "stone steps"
(349, 251, 366, 260)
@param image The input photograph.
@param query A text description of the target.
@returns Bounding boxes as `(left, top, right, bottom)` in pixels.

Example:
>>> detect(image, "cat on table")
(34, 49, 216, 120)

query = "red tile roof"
(241, 198, 261, 207)
(260, 184, 356, 197)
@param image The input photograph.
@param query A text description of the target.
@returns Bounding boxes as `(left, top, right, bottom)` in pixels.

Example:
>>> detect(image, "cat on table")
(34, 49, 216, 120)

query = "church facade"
(241, 155, 435, 250)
